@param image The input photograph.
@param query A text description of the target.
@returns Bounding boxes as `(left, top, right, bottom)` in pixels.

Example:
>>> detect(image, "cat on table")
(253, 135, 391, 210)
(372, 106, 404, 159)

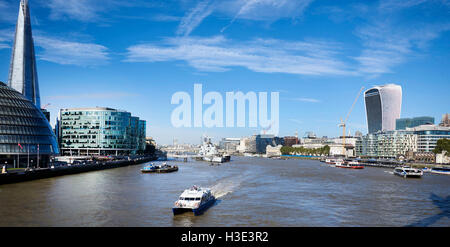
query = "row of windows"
(0, 116, 49, 127)
(0, 98, 35, 109)
(0, 106, 42, 118)
(0, 143, 54, 154)
(0, 135, 55, 145)
(0, 125, 50, 136)
(0, 87, 28, 100)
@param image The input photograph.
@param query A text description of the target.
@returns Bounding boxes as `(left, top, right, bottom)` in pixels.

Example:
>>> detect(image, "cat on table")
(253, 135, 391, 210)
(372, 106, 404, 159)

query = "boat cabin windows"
(181, 197, 201, 201)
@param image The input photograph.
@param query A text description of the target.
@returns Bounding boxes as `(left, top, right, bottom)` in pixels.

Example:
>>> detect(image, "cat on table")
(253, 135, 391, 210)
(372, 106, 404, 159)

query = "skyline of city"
(0, 0, 449, 145)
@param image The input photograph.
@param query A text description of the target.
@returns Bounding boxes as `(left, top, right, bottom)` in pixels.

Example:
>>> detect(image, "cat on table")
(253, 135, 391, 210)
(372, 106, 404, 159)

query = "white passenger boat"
(393, 166, 423, 178)
(172, 185, 216, 216)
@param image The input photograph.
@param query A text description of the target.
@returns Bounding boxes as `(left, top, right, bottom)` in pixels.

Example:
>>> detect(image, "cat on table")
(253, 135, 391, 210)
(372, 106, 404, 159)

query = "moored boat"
(393, 166, 423, 178)
(172, 185, 216, 216)
(141, 163, 178, 173)
(429, 167, 450, 175)
(335, 160, 364, 169)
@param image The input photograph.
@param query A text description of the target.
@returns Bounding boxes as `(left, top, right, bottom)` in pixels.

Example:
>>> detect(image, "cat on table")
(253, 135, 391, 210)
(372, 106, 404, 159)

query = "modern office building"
(396, 116, 434, 130)
(364, 84, 402, 133)
(247, 134, 284, 154)
(356, 130, 417, 159)
(8, 0, 40, 108)
(58, 107, 146, 156)
(406, 125, 450, 153)
(0, 82, 59, 168)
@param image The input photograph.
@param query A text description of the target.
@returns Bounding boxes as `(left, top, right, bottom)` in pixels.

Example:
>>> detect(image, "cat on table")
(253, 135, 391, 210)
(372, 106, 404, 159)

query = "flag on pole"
(18, 143, 23, 149)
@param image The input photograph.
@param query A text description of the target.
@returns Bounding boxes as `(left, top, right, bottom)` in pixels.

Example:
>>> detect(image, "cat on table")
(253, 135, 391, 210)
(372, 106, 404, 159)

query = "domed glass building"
(0, 81, 59, 168)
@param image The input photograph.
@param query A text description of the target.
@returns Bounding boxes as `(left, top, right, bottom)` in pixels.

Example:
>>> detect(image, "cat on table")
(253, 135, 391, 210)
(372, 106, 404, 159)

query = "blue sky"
(0, 0, 449, 145)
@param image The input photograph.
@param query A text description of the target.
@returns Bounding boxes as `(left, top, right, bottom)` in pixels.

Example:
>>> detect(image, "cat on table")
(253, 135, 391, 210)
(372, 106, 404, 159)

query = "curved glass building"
(58, 107, 146, 156)
(364, 84, 402, 133)
(0, 81, 59, 168)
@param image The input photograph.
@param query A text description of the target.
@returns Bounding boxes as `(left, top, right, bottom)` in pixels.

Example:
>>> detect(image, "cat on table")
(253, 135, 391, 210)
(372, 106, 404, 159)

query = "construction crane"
(261, 121, 274, 135)
(339, 87, 365, 157)
(42, 103, 51, 109)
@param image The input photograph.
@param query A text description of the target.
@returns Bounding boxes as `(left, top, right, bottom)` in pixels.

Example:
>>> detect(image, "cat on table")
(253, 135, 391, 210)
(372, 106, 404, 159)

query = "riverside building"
(396, 116, 434, 130)
(356, 131, 417, 159)
(0, 82, 59, 168)
(58, 107, 146, 156)
(406, 124, 450, 153)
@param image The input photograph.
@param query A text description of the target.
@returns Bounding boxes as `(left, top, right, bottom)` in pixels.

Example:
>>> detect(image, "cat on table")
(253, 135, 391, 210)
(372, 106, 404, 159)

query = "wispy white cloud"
(43, 0, 159, 22)
(346, 0, 450, 76)
(177, 0, 314, 35)
(0, 29, 110, 66)
(355, 20, 450, 75)
(177, 0, 216, 36)
(152, 14, 182, 22)
(0, 28, 13, 49)
(378, 0, 429, 10)
(34, 35, 110, 66)
(291, 97, 321, 103)
(125, 35, 355, 76)
(0, 0, 17, 23)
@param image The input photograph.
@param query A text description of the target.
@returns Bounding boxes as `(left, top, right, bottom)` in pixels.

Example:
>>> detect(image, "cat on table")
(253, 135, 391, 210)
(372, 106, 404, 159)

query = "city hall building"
(0, 82, 59, 168)
(57, 107, 146, 156)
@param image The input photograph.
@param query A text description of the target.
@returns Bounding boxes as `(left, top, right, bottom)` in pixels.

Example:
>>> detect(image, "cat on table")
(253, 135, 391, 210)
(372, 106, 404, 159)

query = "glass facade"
(58, 107, 146, 156)
(364, 84, 402, 133)
(356, 131, 417, 158)
(409, 126, 450, 153)
(0, 82, 58, 167)
(396, 116, 434, 130)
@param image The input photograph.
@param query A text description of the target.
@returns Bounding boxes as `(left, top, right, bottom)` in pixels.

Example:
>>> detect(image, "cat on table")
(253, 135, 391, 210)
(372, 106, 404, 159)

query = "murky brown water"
(0, 157, 449, 227)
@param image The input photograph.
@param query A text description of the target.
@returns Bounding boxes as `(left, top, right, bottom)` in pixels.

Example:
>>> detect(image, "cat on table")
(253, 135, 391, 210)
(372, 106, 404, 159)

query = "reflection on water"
(0, 156, 449, 227)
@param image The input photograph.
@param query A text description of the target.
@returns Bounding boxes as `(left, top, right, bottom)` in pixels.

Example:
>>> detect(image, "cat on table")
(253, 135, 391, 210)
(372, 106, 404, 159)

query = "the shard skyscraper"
(8, 0, 41, 108)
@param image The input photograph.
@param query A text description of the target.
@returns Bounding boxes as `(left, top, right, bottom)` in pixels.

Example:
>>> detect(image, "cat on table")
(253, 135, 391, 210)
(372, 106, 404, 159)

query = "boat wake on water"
(210, 175, 245, 199)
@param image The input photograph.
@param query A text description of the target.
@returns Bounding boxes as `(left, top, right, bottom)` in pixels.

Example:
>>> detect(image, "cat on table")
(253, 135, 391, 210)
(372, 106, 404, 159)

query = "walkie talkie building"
(364, 84, 402, 134)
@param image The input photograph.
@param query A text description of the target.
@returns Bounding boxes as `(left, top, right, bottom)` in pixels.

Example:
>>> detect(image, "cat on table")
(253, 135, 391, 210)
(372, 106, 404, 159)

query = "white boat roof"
(180, 186, 211, 198)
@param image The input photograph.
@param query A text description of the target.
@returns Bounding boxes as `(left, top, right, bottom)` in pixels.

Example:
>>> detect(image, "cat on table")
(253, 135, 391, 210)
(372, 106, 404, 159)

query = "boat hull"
(141, 167, 178, 173)
(336, 165, 364, 169)
(394, 172, 422, 178)
(172, 198, 216, 216)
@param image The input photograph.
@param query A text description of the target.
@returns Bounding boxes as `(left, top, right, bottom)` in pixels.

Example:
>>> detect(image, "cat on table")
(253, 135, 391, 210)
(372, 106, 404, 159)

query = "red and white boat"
(335, 160, 364, 169)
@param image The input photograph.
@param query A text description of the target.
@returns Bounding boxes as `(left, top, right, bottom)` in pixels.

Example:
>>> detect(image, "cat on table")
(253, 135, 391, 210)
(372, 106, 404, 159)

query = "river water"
(0, 156, 449, 227)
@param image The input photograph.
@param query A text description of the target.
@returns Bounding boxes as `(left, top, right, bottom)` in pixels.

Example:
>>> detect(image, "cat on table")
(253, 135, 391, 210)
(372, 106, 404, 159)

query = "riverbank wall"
(0, 156, 157, 185)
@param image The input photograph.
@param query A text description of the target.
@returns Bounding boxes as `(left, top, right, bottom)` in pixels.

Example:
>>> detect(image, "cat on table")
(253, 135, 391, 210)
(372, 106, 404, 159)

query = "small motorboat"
(172, 185, 216, 216)
(393, 166, 423, 178)
(141, 163, 178, 173)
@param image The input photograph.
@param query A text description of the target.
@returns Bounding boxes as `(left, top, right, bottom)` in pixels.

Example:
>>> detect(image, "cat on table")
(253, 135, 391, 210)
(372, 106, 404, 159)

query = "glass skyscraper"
(364, 84, 402, 133)
(8, 0, 40, 107)
(58, 108, 146, 156)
